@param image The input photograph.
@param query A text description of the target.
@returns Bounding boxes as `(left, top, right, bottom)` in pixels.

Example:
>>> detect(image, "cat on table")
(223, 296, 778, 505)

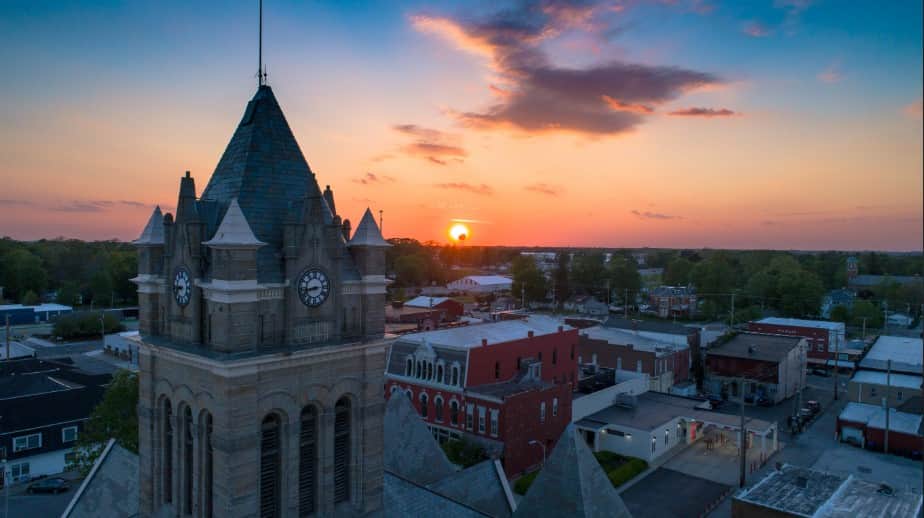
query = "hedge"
(513, 451, 648, 495)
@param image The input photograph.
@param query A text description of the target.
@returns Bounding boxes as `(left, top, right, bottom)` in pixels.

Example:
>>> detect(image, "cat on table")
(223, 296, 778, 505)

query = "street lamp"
(528, 439, 546, 468)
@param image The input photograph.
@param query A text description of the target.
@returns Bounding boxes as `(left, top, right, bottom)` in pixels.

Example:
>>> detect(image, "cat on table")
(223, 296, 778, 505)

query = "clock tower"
(133, 84, 390, 517)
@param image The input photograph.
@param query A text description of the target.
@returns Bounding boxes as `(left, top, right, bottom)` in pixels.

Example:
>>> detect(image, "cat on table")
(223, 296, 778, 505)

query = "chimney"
(528, 330, 534, 338)
(482, 338, 488, 347)
(558, 325, 563, 332)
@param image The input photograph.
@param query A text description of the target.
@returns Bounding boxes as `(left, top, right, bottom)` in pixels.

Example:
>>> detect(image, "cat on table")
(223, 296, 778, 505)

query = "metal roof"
(706, 333, 803, 363)
(349, 208, 390, 247)
(449, 275, 513, 286)
(398, 315, 570, 350)
(580, 326, 689, 353)
(133, 205, 164, 245)
(405, 296, 451, 308)
(754, 317, 846, 331)
(858, 335, 923, 374)
(202, 198, 266, 248)
(839, 402, 923, 435)
(850, 370, 922, 390)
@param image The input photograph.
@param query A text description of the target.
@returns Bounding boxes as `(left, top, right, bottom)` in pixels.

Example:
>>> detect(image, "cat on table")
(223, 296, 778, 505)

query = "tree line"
(0, 238, 137, 307)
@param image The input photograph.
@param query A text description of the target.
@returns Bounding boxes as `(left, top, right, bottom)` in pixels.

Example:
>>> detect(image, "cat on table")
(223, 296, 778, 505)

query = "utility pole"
(606, 280, 611, 307)
(884, 359, 891, 454)
(551, 278, 556, 313)
(730, 292, 736, 328)
(833, 332, 840, 401)
(861, 317, 867, 340)
(624, 288, 629, 319)
(4, 315, 9, 362)
(739, 378, 748, 488)
(521, 284, 526, 310)
(882, 301, 889, 333)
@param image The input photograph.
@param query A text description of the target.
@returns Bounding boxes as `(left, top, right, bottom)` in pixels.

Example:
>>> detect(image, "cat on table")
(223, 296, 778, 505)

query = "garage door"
(841, 426, 863, 446)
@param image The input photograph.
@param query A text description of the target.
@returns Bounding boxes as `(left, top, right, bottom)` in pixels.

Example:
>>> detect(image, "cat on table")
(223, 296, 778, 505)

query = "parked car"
(27, 477, 71, 494)
(806, 400, 821, 415)
(810, 367, 831, 377)
(756, 396, 774, 407)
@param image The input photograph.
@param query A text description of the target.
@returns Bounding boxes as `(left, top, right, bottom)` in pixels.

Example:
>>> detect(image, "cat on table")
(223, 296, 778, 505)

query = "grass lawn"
(512, 451, 648, 495)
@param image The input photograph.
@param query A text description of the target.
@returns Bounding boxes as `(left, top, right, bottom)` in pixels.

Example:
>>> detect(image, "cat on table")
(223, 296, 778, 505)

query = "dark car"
(806, 400, 821, 414)
(27, 477, 71, 494)
(810, 367, 831, 377)
(756, 396, 774, 407)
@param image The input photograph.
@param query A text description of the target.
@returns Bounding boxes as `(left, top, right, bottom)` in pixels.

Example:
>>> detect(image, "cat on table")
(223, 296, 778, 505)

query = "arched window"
(552, 348, 558, 365)
(416, 361, 422, 379)
(162, 398, 173, 504)
(201, 411, 213, 518)
(452, 366, 459, 386)
(260, 414, 282, 518)
(390, 385, 399, 395)
(334, 398, 351, 504)
(538, 351, 543, 362)
(437, 364, 444, 384)
(495, 361, 500, 379)
(419, 393, 429, 418)
(450, 401, 459, 426)
(427, 363, 433, 380)
(405, 389, 413, 400)
(299, 406, 318, 516)
(434, 396, 444, 422)
(406, 358, 413, 376)
(183, 406, 193, 515)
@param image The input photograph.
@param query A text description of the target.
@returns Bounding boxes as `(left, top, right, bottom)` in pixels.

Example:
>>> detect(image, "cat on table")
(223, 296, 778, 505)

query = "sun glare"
(449, 223, 469, 242)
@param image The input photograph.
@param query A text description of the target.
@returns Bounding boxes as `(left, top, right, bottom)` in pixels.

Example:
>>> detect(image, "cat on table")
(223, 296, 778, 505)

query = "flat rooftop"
(398, 315, 571, 350)
(577, 391, 774, 433)
(859, 335, 922, 373)
(707, 333, 803, 363)
(737, 464, 922, 518)
(580, 326, 688, 353)
(839, 402, 923, 435)
(753, 317, 845, 331)
(850, 370, 922, 390)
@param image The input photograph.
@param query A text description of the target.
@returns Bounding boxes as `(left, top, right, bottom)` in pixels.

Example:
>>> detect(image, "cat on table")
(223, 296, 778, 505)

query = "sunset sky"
(1, 1, 921, 250)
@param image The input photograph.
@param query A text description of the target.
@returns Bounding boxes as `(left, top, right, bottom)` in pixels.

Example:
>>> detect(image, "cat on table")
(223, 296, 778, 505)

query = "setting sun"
(449, 223, 469, 242)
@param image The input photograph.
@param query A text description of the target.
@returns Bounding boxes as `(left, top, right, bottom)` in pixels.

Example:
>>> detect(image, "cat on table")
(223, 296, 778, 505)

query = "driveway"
(663, 435, 767, 486)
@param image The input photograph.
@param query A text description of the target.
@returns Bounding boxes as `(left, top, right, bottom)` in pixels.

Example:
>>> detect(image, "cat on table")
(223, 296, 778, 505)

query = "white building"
(446, 275, 512, 294)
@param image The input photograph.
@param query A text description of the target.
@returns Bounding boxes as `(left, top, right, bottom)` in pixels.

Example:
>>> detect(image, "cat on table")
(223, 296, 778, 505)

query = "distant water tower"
(846, 256, 859, 280)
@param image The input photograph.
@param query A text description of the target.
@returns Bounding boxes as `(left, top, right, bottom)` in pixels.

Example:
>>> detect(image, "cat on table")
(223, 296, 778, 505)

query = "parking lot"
(621, 467, 731, 518)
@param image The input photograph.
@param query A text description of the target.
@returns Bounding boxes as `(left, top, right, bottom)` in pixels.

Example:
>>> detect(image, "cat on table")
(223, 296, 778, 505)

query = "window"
(495, 361, 501, 379)
(334, 398, 351, 504)
(664, 429, 669, 446)
(616, 357, 622, 370)
(816, 343, 824, 352)
(12, 433, 41, 452)
(651, 437, 657, 453)
(62, 426, 78, 443)
(10, 462, 29, 481)
(637, 360, 642, 373)
(163, 399, 173, 504)
(203, 412, 214, 518)
(540, 402, 546, 423)
(299, 406, 318, 517)
(552, 398, 559, 417)
(591, 353, 597, 365)
(64, 451, 78, 469)
(420, 393, 429, 419)
(437, 365, 444, 383)
(898, 391, 904, 401)
(416, 361, 422, 379)
(183, 406, 193, 515)
(490, 410, 499, 437)
(552, 348, 558, 365)
(260, 414, 282, 518)
(427, 363, 433, 380)
(435, 397, 444, 422)
(405, 389, 413, 400)
(406, 358, 413, 376)
(390, 385, 399, 395)
(466, 404, 474, 430)
(538, 352, 543, 362)
(870, 387, 877, 398)
(450, 401, 459, 426)
(478, 407, 486, 434)
(452, 366, 460, 386)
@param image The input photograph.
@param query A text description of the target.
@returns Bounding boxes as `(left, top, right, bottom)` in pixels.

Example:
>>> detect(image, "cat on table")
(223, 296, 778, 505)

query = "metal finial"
(258, 0, 264, 86)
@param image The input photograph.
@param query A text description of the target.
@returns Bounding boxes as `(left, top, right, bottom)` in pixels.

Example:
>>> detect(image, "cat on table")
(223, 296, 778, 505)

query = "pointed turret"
(383, 392, 456, 485)
(349, 208, 390, 247)
(175, 171, 200, 223)
(203, 199, 266, 249)
(514, 425, 632, 518)
(133, 206, 165, 246)
(323, 185, 337, 217)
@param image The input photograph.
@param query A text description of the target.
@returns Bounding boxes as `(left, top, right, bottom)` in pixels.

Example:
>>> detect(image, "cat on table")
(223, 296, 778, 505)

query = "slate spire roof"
(349, 208, 390, 247)
(203, 198, 266, 248)
(133, 206, 164, 245)
(513, 425, 632, 518)
(200, 85, 327, 282)
(383, 391, 456, 485)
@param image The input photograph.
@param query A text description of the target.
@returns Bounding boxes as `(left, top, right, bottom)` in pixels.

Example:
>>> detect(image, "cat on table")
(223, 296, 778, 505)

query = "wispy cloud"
(817, 62, 843, 84)
(352, 172, 396, 185)
(742, 21, 770, 38)
(904, 99, 923, 119)
(435, 183, 493, 196)
(51, 201, 110, 213)
(524, 183, 563, 196)
(393, 124, 467, 165)
(668, 107, 737, 117)
(0, 199, 35, 206)
(631, 209, 682, 220)
(410, 1, 730, 136)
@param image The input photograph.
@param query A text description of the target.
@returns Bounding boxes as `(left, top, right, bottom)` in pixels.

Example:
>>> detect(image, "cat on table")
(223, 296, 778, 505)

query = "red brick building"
(648, 286, 696, 318)
(384, 315, 578, 476)
(705, 333, 807, 403)
(748, 318, 846, 366)
(577, 326, 690, 393)
(837, 402, 923, 458)
(404, 296, 465, 321)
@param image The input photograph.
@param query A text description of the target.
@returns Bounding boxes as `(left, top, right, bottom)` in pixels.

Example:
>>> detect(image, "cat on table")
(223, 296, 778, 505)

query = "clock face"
(298, 268, 331, 307)
(173, 268, 191, 307)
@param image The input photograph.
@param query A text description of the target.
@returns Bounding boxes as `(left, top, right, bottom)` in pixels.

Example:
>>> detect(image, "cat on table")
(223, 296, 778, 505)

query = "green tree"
(89, 270, 114, 307)
(691, 253, 734, 312)
(851, 300, 883, 329)
(1, 248, 48, 301)
(553, 253, 571, 306)
(393, 255, 427, 287)
(21, 290, 40, 306)
(607, 257, 641, 304)
(829, 305, 851, 323)
(57, 281, 81, 307)
(777, 269, 824, 317)
(570, 253, 607, 296)
(663, 257, 693, 286)
(511, 256, 548, 304)
(68, 370, 139, 475)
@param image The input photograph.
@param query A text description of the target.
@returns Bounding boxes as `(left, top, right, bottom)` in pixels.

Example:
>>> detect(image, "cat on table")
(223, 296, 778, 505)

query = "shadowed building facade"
(132, 84, 390, 517)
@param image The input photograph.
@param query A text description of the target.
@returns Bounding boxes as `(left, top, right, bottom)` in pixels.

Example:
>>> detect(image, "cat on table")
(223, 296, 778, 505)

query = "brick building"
(748, 318, 846, 367)
(404, 296, 464, 321)
(577, 326, 690, 393)
(384, 315, 578, 476)
(648, 286, 696, 318)
(705, 333, 807, 404)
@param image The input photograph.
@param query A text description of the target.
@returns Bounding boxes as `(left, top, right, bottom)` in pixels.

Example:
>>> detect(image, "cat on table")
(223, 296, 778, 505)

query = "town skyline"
(1, 0, 921, 251)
